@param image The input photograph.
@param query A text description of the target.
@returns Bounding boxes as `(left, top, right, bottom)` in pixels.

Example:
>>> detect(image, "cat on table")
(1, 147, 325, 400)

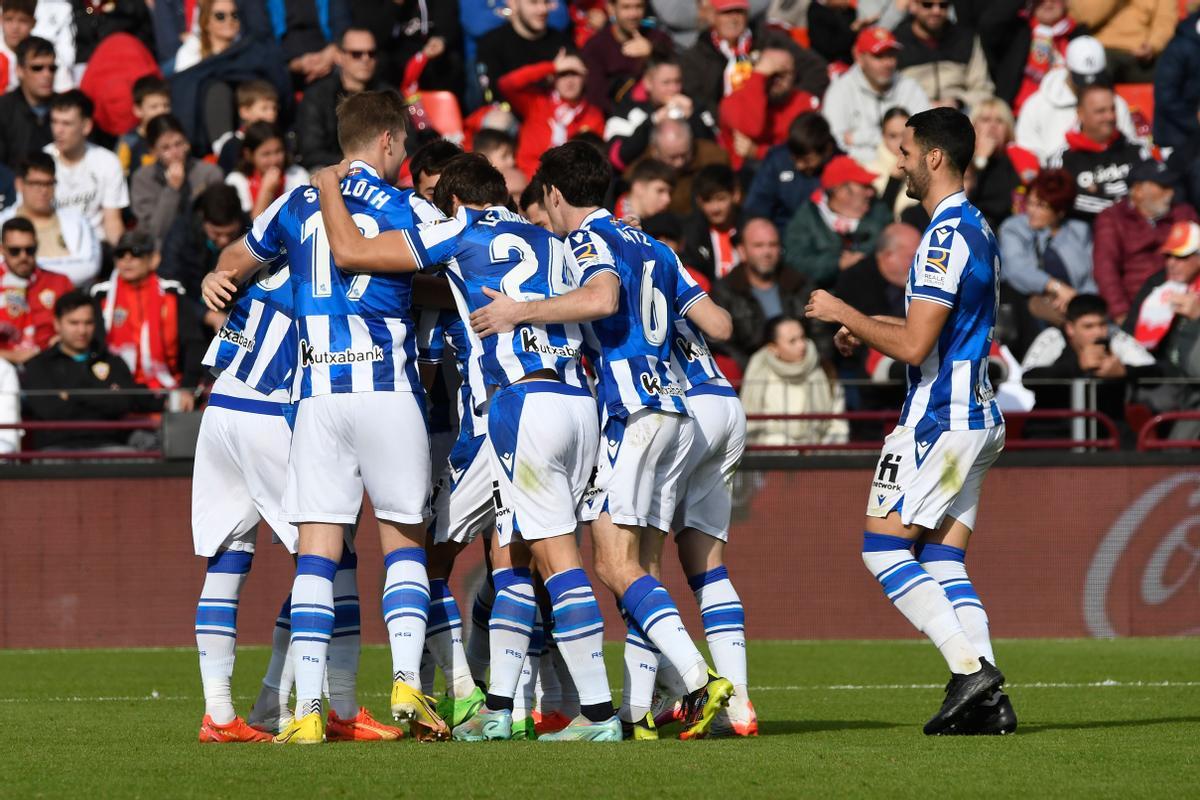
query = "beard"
(904, 163, 931, 201)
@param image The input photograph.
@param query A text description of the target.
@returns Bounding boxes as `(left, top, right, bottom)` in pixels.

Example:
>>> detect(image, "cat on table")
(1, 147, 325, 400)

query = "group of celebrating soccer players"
(190, 88, 1015, 746)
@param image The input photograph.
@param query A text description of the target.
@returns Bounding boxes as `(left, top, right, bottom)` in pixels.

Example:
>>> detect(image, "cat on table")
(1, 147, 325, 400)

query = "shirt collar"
(347, 160, 380, 179)
(580, 208, 612, 229)
(929, 190, 967, 222)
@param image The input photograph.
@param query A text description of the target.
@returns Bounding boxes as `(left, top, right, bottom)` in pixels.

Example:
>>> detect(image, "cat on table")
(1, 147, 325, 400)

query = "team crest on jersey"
(38, 288, 57, 308)
(3, 288, 28, 315)
(570, 232, 601, 269)
(113, 307, 128, 327)
(91, 361, 110, 381)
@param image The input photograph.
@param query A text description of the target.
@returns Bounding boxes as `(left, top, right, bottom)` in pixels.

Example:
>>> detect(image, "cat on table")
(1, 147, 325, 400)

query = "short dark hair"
(15, 35, 53, 66)
(49, 89, 94, 120)
(54, 289, 94, 319)
(906, 107, 974, 176)
(644, 50, 680, 75)
(692, 163, 736, 201)
(1028, 168, 1077, 217)
(15, 152, 55, 179)
(2, 0, 37, 17)
(519, 175, 544, 215)
(2, 216, 35, 240)
(237, 121, 286, 175)
(1075, 82, 1114, 109)
(336, 89, 408, 154)
(882, 106, 910, 126)
(409, 138, 463, 185)
(431, 153, 508, 217)
(145, 114, 187, 148)
(536, 141, 612, 208)
(472, 128, 515, 155)
(236, 79, 278, 109)
(570, 130, 606, 159)
(640, 212, 682, 243)
(786, 112, 835, 159)
(196, 184, 244, 227)
(628, 158, 676, 188)
(339, 26, 375, 48)
(132, 75, 170, 106)
(764, 314, 804, 346)
(1066, 293, 1108, 323)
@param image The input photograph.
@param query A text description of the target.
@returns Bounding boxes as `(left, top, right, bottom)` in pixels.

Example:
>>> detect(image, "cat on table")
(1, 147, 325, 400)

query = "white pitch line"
(3, 680, 1198, 704)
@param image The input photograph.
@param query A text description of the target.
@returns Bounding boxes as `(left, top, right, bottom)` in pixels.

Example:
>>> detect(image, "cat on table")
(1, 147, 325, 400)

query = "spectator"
(718, 37, 819, 170)
(682, 163, 743, 281)
(853, 0, 910, 31)
(1070, 0, 1176, 83)
(1014, 35, 1139, 164)
(69, 0, 154, 69)
(604, 51, 712, 174)
(1093, 159, 1199, 322)
(712, 216, 818, 367)
(680, 0, 755, 120)
(44, 90, 128, 246)
(29, 0, 74, 91)
(477, 0, 571, 104)
(462, 0, 569, 99)
(1125, 220, 1200, 433)
(614, 158, 675, 222)
(822, 27, 931, 165)
(171, 0, 243, 74)
(783, 154, 891, 288)
(116, 75, 172, 177)
(352, 0, 463, 93)
(580, 0, 674, 114)
(1047, 83, 1149, 222)
(268, 0, 351, 87)
(212, 80, 280, 174)
(894, 0, 995, 112)
(1152, 10, 1200, 154)
(0, 0, 35, 93)
(833, 221, 920, 320)
(1022, 293, 1162, 438)
(409, 138, 464, 202)
(499, 49, 607, 179)
(90, 230, 204, 400)
(634, 118, 730, 216)
(807, 0, 860, 68)
(967, 96, 1040, 230)
(1000, 168, 1095, 324)
(225, 122, 310, 219)
(20, 289, 158, 450)
(980, 0, 1088, 113)
(0, 36, 55, 167)
(741, 314, 848, 447)
(867, 106, 919, 220)
(0, 154, 100, 285)
(296, 28, 388, 171)
(744, 111, 838, 232)
(652, 0, 770, 50)
(473, 128, 517, 174)
(130, 115, 224, 245)
(0, 217, 73, 364)
(159, 184, 247, 327)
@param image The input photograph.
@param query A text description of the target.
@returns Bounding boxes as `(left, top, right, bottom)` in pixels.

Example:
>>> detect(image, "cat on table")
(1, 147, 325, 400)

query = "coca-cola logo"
(1084, 472, 1200, 637)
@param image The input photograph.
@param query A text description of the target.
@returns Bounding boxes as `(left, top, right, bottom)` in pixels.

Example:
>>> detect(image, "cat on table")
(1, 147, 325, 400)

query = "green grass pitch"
(2, 638, 1197, 798)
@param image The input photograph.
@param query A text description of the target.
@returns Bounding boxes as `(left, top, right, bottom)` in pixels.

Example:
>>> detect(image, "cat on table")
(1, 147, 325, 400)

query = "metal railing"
(1136, 411, 1200, 451)
(0, 419, 162, 461)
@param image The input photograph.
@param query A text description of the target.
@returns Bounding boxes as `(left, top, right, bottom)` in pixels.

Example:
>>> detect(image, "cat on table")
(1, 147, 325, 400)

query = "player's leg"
(465, 543, 496, 687)
(247, 593, 294, 735)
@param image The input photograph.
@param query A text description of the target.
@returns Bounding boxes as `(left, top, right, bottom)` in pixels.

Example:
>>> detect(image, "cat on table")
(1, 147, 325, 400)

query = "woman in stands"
(171, 0, 242, 74)
(225, 122, 310, 220)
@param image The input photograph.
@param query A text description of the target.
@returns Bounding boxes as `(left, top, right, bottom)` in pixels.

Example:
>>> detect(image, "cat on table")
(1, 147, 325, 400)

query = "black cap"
(114, 229, 156, 257)
(1127, 159, 1177, 187)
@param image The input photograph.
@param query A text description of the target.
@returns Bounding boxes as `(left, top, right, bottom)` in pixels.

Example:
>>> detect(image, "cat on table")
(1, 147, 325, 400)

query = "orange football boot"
(532, 709, 572, 735)
(327, 707, 405, 742)
(198, 715, 273, 743)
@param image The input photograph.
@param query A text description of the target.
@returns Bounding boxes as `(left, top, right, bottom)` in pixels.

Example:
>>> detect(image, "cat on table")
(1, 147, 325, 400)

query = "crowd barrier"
(1, 455, 1196, 648)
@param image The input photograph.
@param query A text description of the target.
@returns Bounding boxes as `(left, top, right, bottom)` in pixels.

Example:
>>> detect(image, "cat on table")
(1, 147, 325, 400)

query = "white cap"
(1066, 36, 1106, 80)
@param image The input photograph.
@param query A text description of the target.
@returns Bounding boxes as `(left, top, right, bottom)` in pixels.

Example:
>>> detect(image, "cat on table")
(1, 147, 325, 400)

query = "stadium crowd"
(0, 0, 1199, 453)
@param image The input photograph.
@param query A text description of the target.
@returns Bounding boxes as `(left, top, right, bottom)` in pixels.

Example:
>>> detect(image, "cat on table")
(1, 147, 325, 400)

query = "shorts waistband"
(500, 380, 593, 399)
(208, 393, 291, 417)
(686, 382, 738, 399)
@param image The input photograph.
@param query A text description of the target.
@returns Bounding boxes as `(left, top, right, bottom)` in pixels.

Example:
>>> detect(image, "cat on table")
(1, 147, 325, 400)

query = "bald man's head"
(741, 217, 781, 277)
(875, 223, 920, 288)
(650, 118, 693, 170)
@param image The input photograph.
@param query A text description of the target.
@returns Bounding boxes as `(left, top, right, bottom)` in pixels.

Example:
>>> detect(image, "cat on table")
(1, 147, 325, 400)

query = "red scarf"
(1134, 276, 1200, 349)
(248, 170, 284, 207)
(102, 275, 180, 389)
(712, 29, 754, 96)
(1065, 129, 1119, 153)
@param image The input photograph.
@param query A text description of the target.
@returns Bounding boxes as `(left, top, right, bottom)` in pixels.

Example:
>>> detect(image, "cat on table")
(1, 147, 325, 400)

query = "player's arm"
(311, 164, 419, 273)
(684, 295, 733, 343)
(470, 273, 619, 337)
(806, 290, 950, 366)
(201, 235, 267, 312)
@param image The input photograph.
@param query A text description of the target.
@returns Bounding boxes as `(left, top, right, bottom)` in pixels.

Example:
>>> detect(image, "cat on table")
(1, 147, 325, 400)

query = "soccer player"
(202, 90, 449, 744)
(194, 256, 400, 743)
(312, 151, 621, 742)
(469, 141, 735, 740)
(805, 107, 1014, 736)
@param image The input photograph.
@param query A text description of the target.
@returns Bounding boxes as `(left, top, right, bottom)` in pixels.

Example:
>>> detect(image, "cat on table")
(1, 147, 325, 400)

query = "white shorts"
(581, 408, 694, 532)
(866, 423, 1006, 531)
(488, 381, 598, 546)
(430, 433, 496, 546)
(191, 392, 297, 557)
(672, 389, 746, 540)
(284, 391, 431, 525)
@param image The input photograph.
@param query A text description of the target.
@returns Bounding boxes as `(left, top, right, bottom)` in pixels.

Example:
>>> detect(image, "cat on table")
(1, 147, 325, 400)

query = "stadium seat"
(416, 91, 465, 140)
(1115, 83, 1154, 123)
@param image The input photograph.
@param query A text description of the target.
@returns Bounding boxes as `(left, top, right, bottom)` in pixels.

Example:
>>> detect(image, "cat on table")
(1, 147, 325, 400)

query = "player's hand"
(202, 270, 238, 312)
(1169, 291, 1200, 320)
(311, 160, 349, 189)
(423, 36, 446, 60)
(620, 213, 642, 229)
(834, 325, 862, 356)
(470, 286, 522, 337)
(805, 289, 845, 324)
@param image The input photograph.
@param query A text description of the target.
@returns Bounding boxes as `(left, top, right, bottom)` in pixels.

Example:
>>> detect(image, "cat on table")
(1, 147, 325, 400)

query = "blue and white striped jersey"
(244, 161, 439, 400)
(408, 205, 589, 393)
(567, 209, 700, 420)
(666, 259, 733, 395)
(416, 307, 487, 441)
(202, 257, 297, 397)
(900, 191, 1003, 432)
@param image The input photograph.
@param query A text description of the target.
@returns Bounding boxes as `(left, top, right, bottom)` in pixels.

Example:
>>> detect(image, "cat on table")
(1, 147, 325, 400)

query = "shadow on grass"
(761, 719, 907, 735)
(1019, 716, 1200, 734)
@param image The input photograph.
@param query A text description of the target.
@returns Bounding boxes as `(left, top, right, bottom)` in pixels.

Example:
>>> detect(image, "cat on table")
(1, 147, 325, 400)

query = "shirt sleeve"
(244, 188, 301, 262)
(101, 152, 130, 210)
(671, 251, 707, 317)
(406, 217, 466, 270)
(567, 229, 618, 286)
(910, 225, 968, 309)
